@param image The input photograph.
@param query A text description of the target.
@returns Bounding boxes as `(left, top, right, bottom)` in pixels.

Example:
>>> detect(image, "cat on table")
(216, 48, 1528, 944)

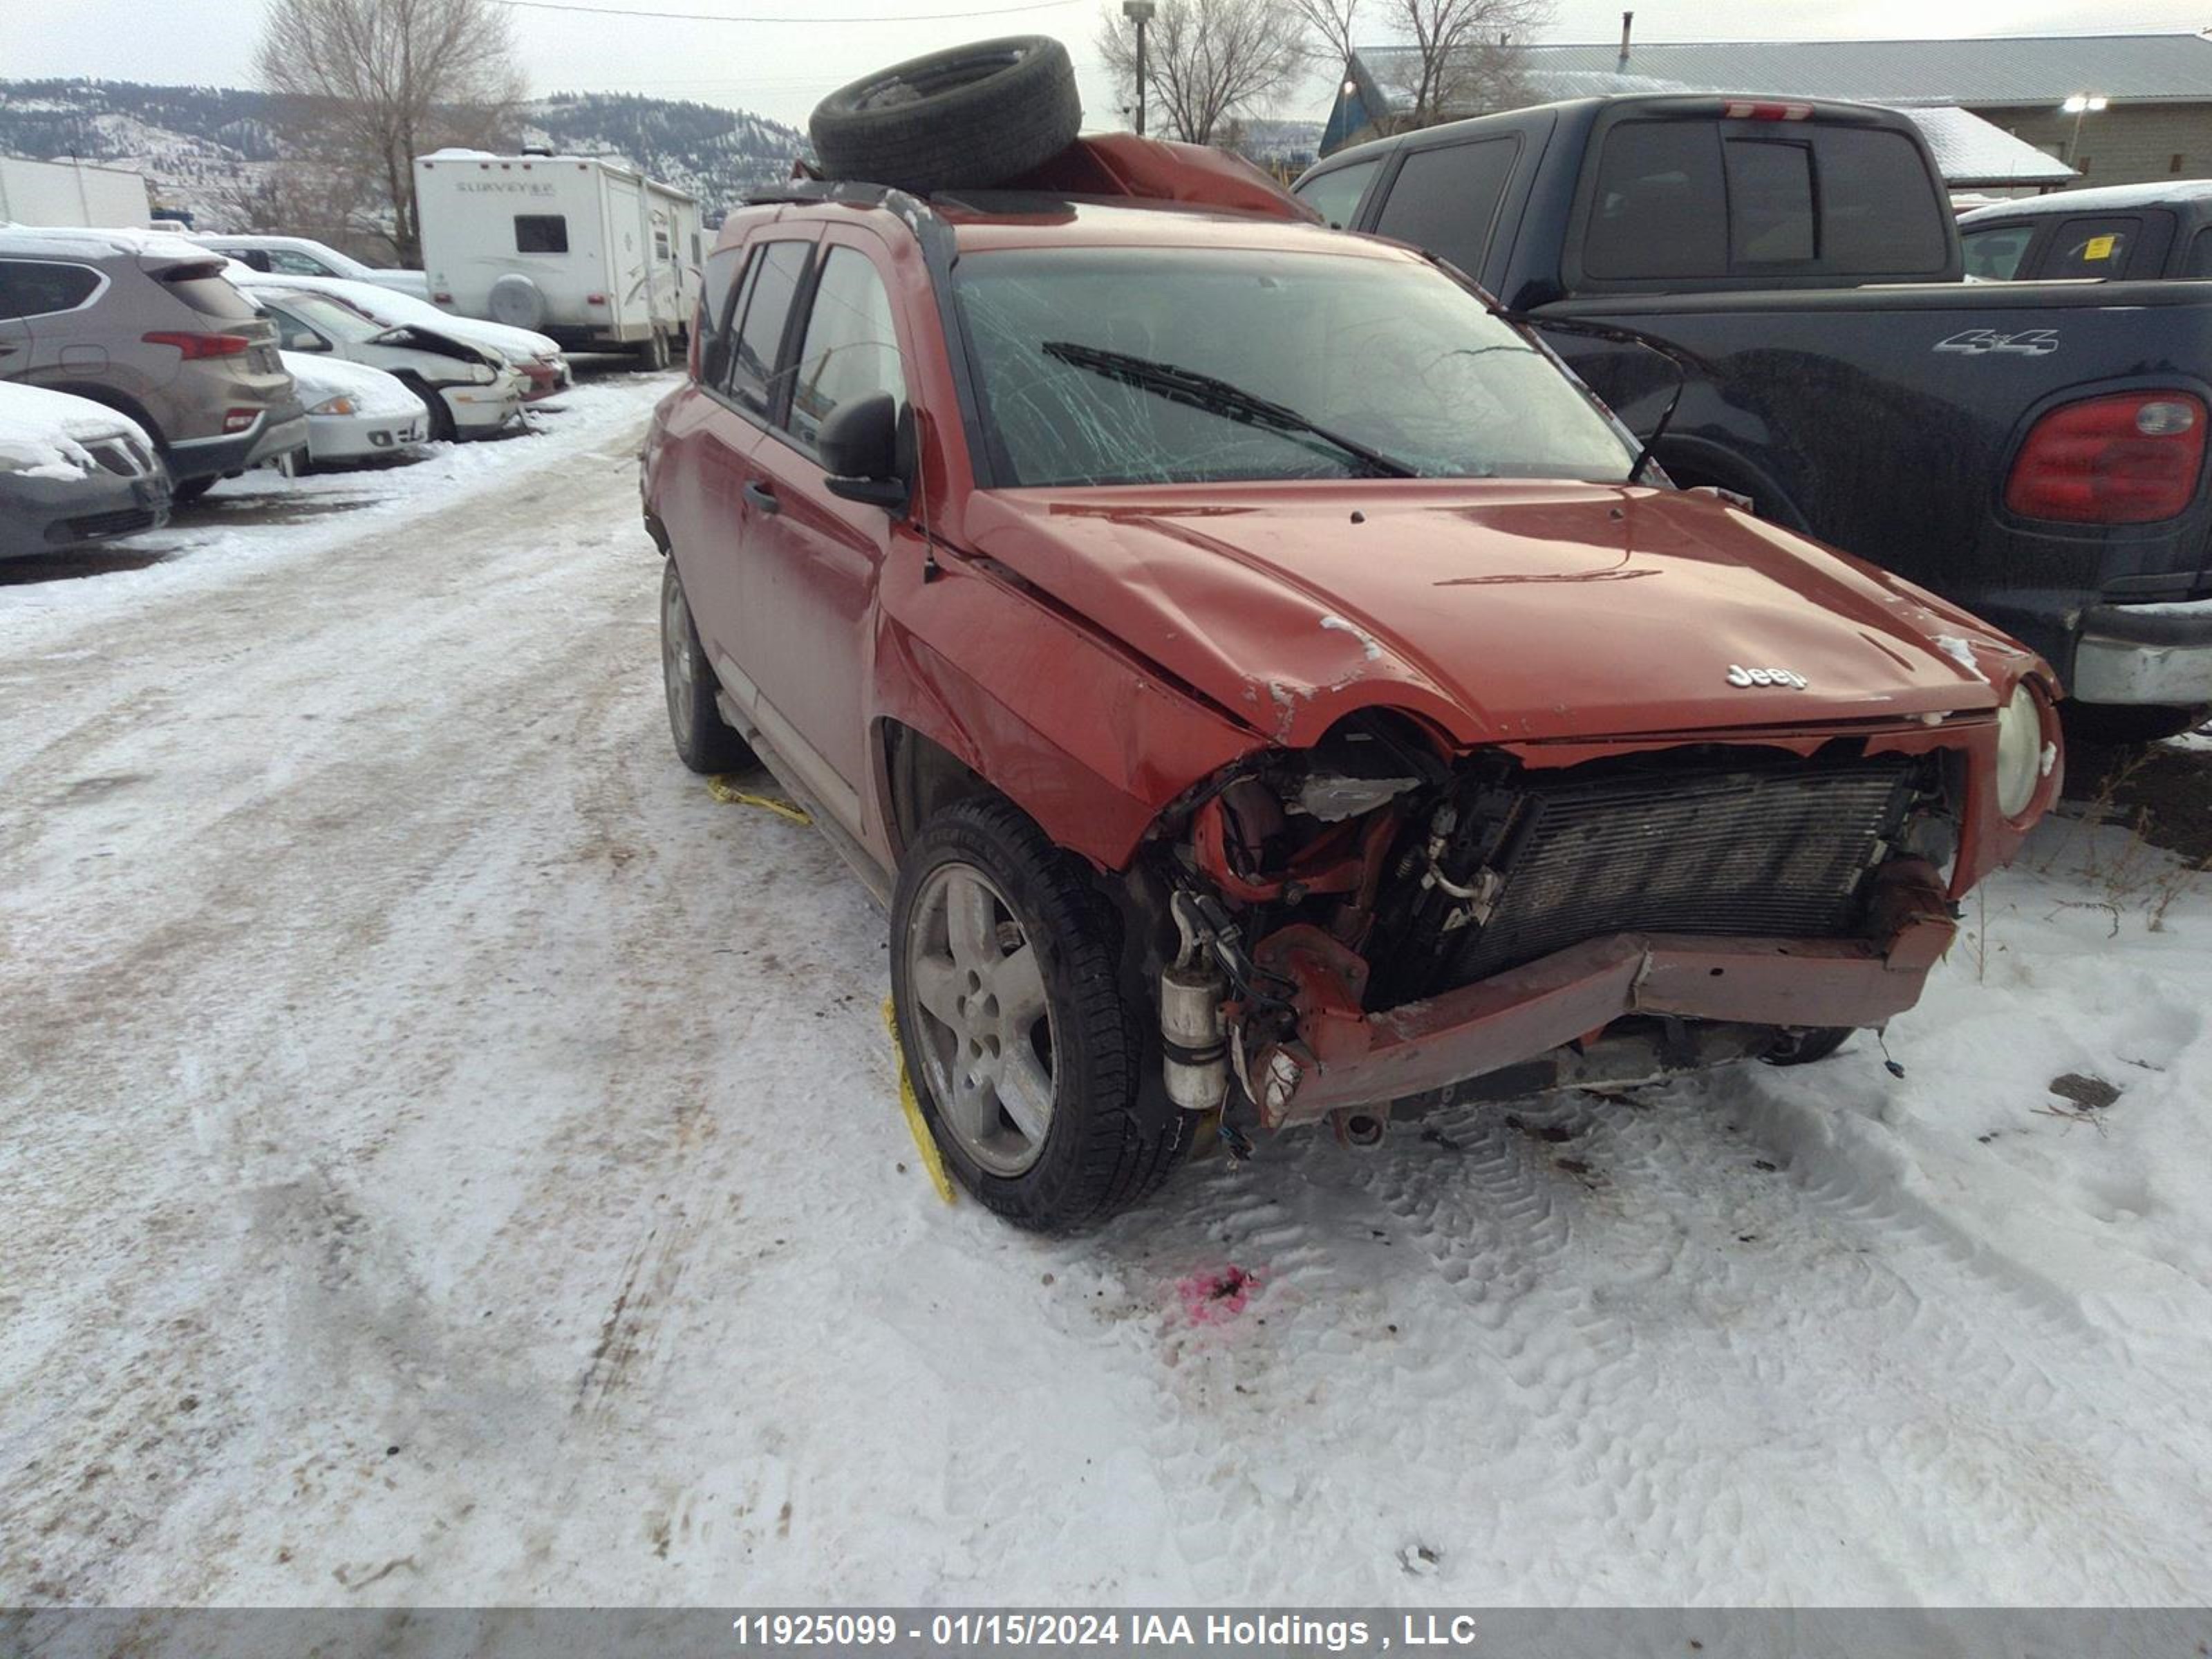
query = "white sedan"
(226, 267, 570, 400)
(279, 350, 428, 470)
(194, 234, 431, 299)
(253, 288, 523, 442)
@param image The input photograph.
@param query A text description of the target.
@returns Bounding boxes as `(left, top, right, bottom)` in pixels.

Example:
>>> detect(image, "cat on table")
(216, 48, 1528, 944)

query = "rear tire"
(639, 331, 671, 371)
(170, 476, 217, 503)
(890, 796, 1188, 1233)
(809, 36, 1081, 194)
(660, 559, 755, 774)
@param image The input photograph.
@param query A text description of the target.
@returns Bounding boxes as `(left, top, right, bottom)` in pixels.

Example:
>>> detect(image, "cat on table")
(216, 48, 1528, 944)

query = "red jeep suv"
(640, 138, 2061, 1233)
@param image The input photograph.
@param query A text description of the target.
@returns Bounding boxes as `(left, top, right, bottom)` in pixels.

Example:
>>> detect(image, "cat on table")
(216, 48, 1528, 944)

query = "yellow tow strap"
(882, 997, 957, 1206)
(706, 774, 812, 825)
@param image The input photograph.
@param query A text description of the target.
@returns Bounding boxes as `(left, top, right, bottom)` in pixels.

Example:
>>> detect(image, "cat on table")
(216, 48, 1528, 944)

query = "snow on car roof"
(0, 223, 216, 263)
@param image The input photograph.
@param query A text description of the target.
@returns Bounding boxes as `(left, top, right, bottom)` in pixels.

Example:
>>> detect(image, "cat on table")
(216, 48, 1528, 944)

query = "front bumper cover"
(1246, 863, 1956, 1129)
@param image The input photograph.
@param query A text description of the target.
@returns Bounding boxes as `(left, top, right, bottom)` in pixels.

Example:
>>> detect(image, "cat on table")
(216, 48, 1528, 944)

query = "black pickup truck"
(1960, 179, 2212, 282)
(1296, 96, 2212, 737)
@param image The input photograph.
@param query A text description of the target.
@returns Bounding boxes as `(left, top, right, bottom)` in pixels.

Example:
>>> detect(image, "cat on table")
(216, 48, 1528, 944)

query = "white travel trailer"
(413, 150, 701, 364)
(0, 154, 152, 227)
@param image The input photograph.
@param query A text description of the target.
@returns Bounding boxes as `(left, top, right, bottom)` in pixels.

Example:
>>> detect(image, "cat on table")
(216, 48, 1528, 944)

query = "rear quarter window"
(2186, 227, 2212, 277)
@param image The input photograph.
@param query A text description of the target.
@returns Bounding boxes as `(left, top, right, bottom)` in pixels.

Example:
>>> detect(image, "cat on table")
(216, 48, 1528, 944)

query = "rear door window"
(0, 259, 102, 317)
(785, 245, 906, 453)
(515, 215, 569, 254)
(2040, 216, 2140, 278)
(1962, 222, 2036, 279)
(729, 239, 811, 419)
(1371, 138, 1521, 278)
(1295, 158, 1381, 230)
(698, 246, 745, 346)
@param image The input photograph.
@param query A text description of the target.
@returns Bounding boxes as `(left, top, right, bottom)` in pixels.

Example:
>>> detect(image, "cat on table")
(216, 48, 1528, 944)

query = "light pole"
(2062, 92, 2108, 169)
(1123, 0, 1156, 137)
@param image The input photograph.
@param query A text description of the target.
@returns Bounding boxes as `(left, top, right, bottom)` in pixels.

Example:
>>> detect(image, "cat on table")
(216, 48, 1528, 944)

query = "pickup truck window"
(1297, 160, 1380, 230)
(1818, 128, 1949, 273)
(1586, 122, 1727, 279)
(1962, 223, 2034, 280)
(1371, 138, 1519, 277)
(1724, 140, 1815, 265)
(2041, 216, 2138, 279)
(955, 247, 1633, 488)
(1584, 120, 1947, 281)
(731, 240, 810, 418)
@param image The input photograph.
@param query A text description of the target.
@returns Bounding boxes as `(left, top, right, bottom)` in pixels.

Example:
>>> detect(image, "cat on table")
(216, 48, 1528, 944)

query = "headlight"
(1994, 680, 2044, 818)
(309, 395, 356, 416)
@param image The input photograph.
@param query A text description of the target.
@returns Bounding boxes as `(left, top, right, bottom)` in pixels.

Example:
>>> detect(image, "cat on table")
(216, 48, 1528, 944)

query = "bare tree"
(1370, 0, 1550, 128)
(254, 0, 525, 264)
(1098, 0, 1307, 147)
(1287, 0, 1360, 73)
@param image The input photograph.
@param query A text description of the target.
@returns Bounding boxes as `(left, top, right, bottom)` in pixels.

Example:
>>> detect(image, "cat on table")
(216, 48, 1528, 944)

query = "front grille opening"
(1347, 744, 1940, 1009)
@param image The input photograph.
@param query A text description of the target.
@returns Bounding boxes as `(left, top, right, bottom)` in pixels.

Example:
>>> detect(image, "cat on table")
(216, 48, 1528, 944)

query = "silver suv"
(0, 227, 307, 498)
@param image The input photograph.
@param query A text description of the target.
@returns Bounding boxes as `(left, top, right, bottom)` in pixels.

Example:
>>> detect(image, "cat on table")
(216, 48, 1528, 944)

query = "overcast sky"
(6, 0, 2208, 132)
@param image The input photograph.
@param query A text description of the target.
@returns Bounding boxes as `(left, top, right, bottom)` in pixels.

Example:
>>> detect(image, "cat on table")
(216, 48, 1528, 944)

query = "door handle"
(741, 480, 779, 514)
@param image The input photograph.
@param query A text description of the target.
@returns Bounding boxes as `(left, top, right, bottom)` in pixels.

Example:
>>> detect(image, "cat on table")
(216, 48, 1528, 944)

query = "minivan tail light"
(142, 330, 252, 359)
(2006, 391, 2208, 524)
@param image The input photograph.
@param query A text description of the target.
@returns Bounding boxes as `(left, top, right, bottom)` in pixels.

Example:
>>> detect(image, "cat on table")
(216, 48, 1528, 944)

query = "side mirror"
(818, 391, 908, 511)
(699, 334, 729, 387)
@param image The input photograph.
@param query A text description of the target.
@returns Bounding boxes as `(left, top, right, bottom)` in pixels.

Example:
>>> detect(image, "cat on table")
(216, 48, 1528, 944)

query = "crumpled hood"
(962, 481, 2034, 746)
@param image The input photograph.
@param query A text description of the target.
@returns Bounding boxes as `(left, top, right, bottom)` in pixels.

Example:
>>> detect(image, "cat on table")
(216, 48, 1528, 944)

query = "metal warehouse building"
(1324, 31, 2212, 192)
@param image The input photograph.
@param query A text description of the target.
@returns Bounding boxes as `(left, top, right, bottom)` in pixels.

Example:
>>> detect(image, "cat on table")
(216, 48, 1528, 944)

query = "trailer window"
(515, 215, 569, 254)
(787, 247, 906, 453)
(0, 259, 101, 318)
(729, 240, 810, 418)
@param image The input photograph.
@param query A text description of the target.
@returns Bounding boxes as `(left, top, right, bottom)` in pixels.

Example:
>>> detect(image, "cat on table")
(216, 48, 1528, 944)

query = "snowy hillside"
(0, 79, 807, 229)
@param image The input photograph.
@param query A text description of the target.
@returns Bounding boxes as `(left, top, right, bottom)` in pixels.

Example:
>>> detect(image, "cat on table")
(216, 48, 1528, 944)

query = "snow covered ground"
(5, 384, 2212, 1608)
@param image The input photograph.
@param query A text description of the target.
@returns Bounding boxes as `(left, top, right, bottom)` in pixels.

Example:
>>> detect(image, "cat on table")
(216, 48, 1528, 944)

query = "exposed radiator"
(1447, 758, 1920, 982)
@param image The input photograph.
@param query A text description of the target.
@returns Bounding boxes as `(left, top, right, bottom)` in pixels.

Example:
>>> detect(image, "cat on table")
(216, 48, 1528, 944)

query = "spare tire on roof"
(809, 36, 1081, 195)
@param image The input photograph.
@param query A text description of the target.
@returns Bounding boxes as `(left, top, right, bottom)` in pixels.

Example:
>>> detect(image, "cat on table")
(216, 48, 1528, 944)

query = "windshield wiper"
(1040, 341, 1418, 480)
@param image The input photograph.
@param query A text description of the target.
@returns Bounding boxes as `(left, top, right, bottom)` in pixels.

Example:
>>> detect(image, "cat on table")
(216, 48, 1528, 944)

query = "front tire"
(659, 559, 755, 774)
(397, 374, 458, 443)
(890, 797, 1187, 1232)
(1762, 1027, 1854, 1067)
